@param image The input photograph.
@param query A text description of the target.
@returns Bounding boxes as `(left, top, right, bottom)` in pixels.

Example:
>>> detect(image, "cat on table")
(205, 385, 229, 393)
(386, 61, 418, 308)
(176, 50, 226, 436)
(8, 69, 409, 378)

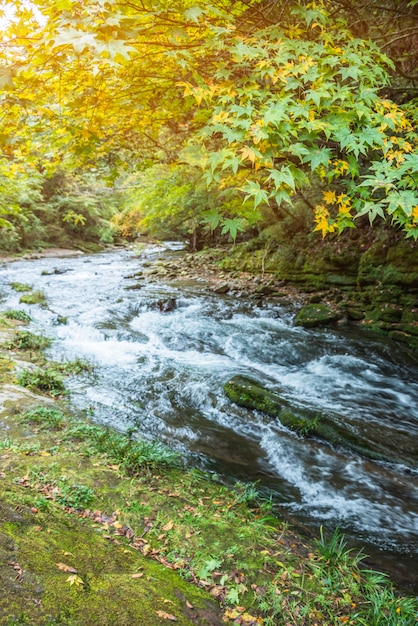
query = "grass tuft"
(3, 309, 32, 323)
(10, 282, 32, 292)
(17, 367, 66, 397)
(7, 330, 51, 352)
(65, 422, 181, 472)
(20, 406, 66, 430)
(19, 290, 47, 306)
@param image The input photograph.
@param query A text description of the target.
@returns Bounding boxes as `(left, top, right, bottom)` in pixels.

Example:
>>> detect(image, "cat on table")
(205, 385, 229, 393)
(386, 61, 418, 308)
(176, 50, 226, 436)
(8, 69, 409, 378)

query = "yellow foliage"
(314, 204, 337, 237)
(322, 190, 336, 204)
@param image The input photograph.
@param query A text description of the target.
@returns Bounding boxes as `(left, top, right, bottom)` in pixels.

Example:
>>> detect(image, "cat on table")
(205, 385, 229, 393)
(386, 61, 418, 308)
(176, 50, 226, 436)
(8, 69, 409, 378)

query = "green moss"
(19, 291, 47, 306)
(224, 376, 282, 417)
(0, 497, 218, 626)
(10, 283, 33, 293)
(295, 304, 339, 328)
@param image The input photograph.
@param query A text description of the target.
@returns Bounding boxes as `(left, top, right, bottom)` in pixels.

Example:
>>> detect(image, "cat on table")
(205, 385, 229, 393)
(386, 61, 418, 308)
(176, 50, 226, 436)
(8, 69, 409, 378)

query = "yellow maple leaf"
(322, 190, 337, 204)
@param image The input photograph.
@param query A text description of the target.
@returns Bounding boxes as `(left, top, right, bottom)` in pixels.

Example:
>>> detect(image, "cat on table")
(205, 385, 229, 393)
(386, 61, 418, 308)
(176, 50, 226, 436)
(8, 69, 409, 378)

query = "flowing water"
(1, 247, 418, 590)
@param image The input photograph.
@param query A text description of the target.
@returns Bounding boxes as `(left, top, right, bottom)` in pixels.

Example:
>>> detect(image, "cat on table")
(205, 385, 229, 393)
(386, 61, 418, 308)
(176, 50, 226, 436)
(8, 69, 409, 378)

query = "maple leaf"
(66, 574, 84, 587)
(155, 610, 177, 621)
(56, 562, 77, 574)
(52, 28, 97, 54)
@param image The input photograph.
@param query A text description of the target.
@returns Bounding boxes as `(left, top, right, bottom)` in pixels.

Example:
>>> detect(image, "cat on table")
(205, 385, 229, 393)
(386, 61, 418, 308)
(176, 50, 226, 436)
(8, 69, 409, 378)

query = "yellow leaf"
(240, 146, 257, 164)
(322, 190, 336, 204)
(66, 574, 84, 587)
(162, 521, 174, 532)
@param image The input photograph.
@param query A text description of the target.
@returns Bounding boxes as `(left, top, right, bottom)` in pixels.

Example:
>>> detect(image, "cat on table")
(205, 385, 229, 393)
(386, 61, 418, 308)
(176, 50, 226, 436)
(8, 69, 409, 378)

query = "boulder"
(224, 376, 407, 465)
(156, 298, 176, 313)
(295, 304, 339, 328)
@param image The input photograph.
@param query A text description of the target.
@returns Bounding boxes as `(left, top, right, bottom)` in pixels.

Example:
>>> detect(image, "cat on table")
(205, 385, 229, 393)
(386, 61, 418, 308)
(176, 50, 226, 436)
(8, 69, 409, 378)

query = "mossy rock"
(224, 377, 411, 466)
(346, 307, 365, 321)
(374, 304, 403, 324)
(224, 376, 283, 417)
(294, 304, 339, 328)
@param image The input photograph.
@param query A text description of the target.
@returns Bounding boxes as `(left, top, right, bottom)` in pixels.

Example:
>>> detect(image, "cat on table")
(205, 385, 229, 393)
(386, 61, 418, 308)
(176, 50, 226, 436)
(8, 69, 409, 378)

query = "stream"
(1, 247, 418, 591)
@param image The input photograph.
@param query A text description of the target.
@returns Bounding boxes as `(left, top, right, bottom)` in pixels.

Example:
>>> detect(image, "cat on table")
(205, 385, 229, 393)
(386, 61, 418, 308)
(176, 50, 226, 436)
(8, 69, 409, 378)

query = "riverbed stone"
(224, 376, 409, 465)
(294, 304, 339, 328)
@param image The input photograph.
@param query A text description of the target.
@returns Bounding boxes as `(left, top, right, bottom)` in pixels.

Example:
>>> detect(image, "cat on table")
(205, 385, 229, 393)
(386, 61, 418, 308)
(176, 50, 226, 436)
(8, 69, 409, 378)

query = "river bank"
(1, 312, 418, 625)
(134, 238, 418, 355)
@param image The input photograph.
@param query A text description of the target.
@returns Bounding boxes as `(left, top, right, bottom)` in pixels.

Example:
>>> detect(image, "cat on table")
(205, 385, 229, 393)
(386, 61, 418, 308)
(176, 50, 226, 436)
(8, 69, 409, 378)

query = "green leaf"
(221, 217, 246, 240)
(267, 166, 295, 190)
(241, 181, 269, 208)
(202, 209, 222, 231)
(185, 6, 203, 22)
(356, 201, 385, 225)
(52, 27, 97, 54)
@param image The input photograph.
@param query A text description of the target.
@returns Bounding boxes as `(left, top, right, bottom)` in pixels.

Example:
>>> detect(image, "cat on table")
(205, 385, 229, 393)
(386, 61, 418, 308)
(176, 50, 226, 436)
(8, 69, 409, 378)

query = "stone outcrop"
(224, 375, 416, 466)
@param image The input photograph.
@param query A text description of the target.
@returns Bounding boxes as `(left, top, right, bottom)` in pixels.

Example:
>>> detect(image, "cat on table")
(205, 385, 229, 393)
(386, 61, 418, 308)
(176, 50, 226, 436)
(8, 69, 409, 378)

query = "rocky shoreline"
(131, 245, 418, 353)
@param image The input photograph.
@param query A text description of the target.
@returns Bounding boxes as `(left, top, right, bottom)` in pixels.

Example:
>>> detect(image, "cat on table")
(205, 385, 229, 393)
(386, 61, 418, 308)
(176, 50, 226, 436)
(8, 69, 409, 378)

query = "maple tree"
(0, 0, 417, 243)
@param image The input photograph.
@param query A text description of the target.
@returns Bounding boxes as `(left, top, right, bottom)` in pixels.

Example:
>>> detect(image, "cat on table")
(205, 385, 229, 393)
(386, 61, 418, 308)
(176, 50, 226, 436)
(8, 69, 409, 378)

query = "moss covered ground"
(0, 314, 417, 625)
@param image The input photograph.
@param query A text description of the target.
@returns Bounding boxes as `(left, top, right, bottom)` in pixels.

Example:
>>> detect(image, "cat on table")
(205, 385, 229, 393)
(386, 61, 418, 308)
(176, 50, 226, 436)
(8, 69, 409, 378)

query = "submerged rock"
(224, 376, 413, 466)
(156, 298, 176, 313)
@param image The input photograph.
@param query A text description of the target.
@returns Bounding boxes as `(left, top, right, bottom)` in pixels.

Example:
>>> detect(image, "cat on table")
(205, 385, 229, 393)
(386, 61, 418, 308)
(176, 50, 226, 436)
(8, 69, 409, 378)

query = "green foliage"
(10, 283, 32, 293)
(181, 3, 418, 237)
(7, 331, 51, 352)
(53, 358, 94, 375)
(0, 0, 418, 248)
(55, 480, 95, 509)
(65, 422, 181, 472)
(20, 406, 66, 430)
(113, 163, 258, 246)
(2, 310, 32, 323)
(17, 367, 66, 397)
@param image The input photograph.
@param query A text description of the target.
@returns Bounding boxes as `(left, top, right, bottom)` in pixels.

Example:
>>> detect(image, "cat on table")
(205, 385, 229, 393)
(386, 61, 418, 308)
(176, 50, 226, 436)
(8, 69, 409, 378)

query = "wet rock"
(124, 284, 142, 291)
(156, 298, 176, 313)
(213, 284, 230, 294)
(255, 284, 276, 296)
(224, 376, 409, 465)
(41, 267, 70, 276)
(295, 304, 339, 328)
(309, 294, 321, 304)
(376, 304, 403, 324)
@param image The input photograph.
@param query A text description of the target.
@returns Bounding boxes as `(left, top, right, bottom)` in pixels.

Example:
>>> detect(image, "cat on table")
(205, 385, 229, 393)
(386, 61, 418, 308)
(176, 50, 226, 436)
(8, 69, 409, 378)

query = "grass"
(1, 400, 417, 625)
(2, 309, 32, 323)
(64, 421, 180, 472)
(0, 355, 15, 383)
(20, 406, 66, 430)
(7, 330, 51, 352)
(17, 367, 67, 397)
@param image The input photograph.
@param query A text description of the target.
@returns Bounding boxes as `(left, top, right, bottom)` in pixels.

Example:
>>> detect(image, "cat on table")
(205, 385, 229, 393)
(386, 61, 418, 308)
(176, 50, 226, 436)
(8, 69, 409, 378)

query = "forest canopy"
(0, 0, 417, 248)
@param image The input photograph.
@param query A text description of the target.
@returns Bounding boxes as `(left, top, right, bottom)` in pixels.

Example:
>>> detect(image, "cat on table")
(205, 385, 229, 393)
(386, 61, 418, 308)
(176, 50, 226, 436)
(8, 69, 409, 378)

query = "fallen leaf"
(132, 572, 144, 579)
(155, 610, 177, 621)
(162, 521, 174, 532)
(56, 563, 78, 574)
(66, 574, 84, 587)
